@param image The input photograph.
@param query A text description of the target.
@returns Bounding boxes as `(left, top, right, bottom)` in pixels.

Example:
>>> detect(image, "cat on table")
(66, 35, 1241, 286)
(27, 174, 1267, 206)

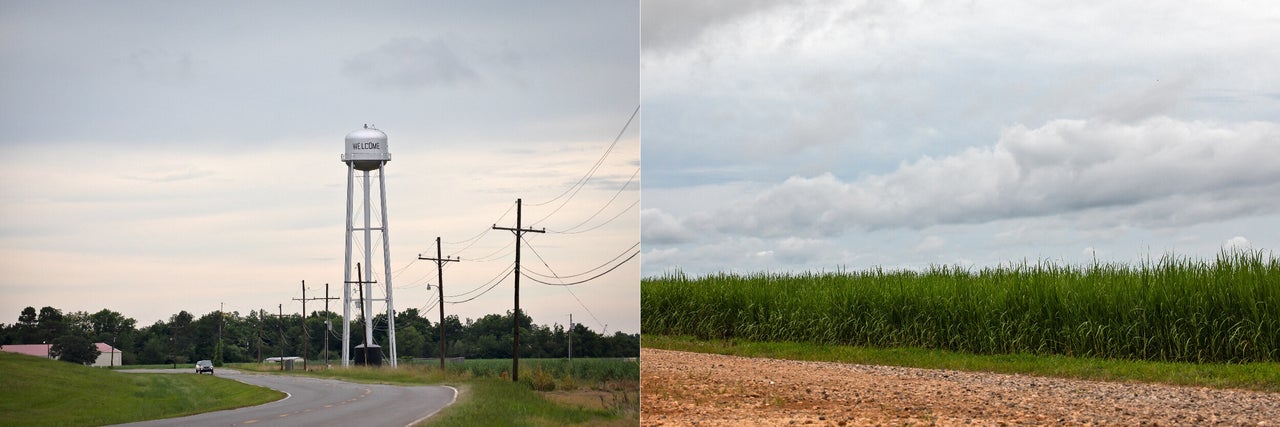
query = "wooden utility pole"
(294, 280, 338, 370)
(217, 302, 224, 366)
(419, 236, 459, 371)
(277, 304, 284, 371)
(492, 198, 544, 382)
(293, 281, 308, 371)
(324, 284, 337, 368)
(256, 310, 263, 363)
(344, 263, 376, 366)
(294, 282, 306, 371)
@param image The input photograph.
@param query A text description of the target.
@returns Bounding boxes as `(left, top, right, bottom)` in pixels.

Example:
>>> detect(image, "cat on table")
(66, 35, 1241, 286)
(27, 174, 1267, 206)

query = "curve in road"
(115, 369, 456, 427)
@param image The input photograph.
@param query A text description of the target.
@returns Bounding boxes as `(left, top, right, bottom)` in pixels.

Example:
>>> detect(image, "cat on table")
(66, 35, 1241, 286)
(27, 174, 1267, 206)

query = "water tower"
(341, 124, 398, 367)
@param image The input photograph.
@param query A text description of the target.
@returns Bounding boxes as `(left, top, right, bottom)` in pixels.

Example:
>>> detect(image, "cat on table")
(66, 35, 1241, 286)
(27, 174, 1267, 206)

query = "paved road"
(115, 369, 456, 427)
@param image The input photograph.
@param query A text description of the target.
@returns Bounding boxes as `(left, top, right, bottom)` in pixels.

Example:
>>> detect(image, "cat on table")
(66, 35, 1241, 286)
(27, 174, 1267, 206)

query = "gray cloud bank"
(644, 117, 1280, 243)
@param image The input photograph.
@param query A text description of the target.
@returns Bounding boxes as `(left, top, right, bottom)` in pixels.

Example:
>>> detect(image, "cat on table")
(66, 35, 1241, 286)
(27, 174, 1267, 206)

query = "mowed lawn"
(0, 352, 282, 427)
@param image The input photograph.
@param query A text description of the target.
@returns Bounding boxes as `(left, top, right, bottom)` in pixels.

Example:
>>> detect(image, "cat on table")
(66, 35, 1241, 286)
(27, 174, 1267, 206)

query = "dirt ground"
(641, 348, 1280, 426)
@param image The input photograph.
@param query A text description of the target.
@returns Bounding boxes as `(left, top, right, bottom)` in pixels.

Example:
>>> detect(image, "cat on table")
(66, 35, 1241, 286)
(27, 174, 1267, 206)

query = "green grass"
(643, 250, 1280, 363)
(0, 352, 283, 427)
(403, 358, 639, 384)
(428, 379, 625, 427)
(645, 335, 1280, 392)
(234, 358, 639, 426)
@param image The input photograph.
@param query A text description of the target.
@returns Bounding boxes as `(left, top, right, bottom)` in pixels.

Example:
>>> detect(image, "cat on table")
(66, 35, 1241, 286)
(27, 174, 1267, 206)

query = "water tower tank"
(343, 124, 391, 171)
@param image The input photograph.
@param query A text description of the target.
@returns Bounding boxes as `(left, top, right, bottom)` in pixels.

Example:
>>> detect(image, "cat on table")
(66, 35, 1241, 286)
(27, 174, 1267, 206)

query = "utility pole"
(492, 198, 545, 382)
(295, 280, 339, 371)
(277, 304, 284, 371)
(568, 313, 573, 365)
(345, 263, 376, 366)
(419, 236, 459, 371)
(217, 302, 224, 366)
(256, 310, 262, 363)
(324, 284, 337, 368)
(293, 281, 308, 371)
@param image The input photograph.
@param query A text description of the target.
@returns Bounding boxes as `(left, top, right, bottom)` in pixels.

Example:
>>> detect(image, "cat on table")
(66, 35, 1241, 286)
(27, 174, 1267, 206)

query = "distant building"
(94, 343, 123, 367)
(0, 343, 52, 359)
(1, 343, 124, 367)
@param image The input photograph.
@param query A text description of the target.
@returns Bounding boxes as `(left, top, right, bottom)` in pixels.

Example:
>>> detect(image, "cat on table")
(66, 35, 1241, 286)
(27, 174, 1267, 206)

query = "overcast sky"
(0, 1, 639, 334)
(641, 1, 1280, 276)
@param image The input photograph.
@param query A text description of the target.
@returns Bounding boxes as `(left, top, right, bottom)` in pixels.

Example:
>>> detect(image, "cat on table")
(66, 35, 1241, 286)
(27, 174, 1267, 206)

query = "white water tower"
(341, 124, 398, 367)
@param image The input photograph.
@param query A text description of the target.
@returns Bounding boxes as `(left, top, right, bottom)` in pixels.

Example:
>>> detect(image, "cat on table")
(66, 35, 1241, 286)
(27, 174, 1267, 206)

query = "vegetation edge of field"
(643, 251, 1279, 363)
(644, 334, 1280, 393)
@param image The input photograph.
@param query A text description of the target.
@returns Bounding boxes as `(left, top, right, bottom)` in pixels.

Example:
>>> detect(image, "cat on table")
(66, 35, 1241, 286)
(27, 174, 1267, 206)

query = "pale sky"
(641, 1, 1280, 275)
(0, 1, 640, 334)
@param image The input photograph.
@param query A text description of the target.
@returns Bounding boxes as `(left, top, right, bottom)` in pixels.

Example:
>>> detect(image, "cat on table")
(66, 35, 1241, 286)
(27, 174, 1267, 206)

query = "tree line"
(0, 305, 638, 365)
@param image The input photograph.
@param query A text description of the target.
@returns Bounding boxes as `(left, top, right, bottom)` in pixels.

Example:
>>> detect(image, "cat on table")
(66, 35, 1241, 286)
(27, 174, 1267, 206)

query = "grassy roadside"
(427, 378, 634, 427)
(0, 352, 283, 427)
(234, 359, 639, 426)
(645, 334, 1280, 393)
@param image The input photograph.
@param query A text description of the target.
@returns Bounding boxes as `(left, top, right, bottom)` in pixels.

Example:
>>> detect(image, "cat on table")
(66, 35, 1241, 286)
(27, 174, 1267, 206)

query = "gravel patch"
(641, 348, 1279, 426)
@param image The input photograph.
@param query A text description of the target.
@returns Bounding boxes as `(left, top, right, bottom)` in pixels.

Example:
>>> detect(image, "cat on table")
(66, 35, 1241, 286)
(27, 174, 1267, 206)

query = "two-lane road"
(116, 369, 456, 427)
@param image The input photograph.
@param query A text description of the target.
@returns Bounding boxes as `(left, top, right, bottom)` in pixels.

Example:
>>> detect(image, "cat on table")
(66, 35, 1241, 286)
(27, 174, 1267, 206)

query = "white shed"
(93, 343, 123, 367)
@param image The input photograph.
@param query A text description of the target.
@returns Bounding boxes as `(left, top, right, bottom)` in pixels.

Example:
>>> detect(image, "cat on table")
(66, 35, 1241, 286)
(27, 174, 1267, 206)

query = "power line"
(446, 263, 514, 299)
(446, 201, 517, 254)
(520, 235, 639, 283)
(390, 258, 418, 280)
(548, 199, 638, 235)
(521, 246, 639, 287)
(547, 166, 639, 233)
(447, 266, 514, 304)
(522, 241, 640, 280)
(516, 237, 608, 333)
(528, 105, 638, 209)
(561, 284, 607, 334)
(465, 241, 516, 263)
(529, 105, 640, 226)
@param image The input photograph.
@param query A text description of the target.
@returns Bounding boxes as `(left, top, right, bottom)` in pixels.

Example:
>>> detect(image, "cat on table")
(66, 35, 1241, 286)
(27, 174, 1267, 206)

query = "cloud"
(1222, 236, 1251, 252)
(774, 237, 831, 263)
(683, 117, 1280, 239)
(914, 235, 945, 253)
(640, 0, 786, 55)
(343, 36, 479, 90)
(122, 166, 215, 183)
(640, 208, 689, 244)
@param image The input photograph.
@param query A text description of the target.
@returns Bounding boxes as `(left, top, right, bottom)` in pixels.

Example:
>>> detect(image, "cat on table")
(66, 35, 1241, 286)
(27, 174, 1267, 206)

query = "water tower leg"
(362, 170, 375, 350)
(380, 166, 398, 367)
(342, 164, 354, 367)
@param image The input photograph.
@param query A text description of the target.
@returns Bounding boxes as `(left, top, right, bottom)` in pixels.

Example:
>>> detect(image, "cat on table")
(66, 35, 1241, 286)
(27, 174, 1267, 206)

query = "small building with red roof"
(1, 343, 124, 367)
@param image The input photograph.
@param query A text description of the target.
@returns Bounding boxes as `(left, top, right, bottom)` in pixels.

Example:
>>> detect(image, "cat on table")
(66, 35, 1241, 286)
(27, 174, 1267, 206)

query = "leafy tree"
(18, 306, 37, 325)
(438, 315, 464, 357)
(36, 306, 66, 342)
(51, 334, 99, 365)
(15, 307, 38, 343)
(64, 311, 93, 337)
(396, 325, 425, 358)
(16, 304, 639, 365)
(136, 321, 170, 364)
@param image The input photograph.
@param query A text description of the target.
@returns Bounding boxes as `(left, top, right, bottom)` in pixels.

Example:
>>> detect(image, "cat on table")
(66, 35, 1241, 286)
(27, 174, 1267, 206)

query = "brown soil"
(641, 348, 1279, 426)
